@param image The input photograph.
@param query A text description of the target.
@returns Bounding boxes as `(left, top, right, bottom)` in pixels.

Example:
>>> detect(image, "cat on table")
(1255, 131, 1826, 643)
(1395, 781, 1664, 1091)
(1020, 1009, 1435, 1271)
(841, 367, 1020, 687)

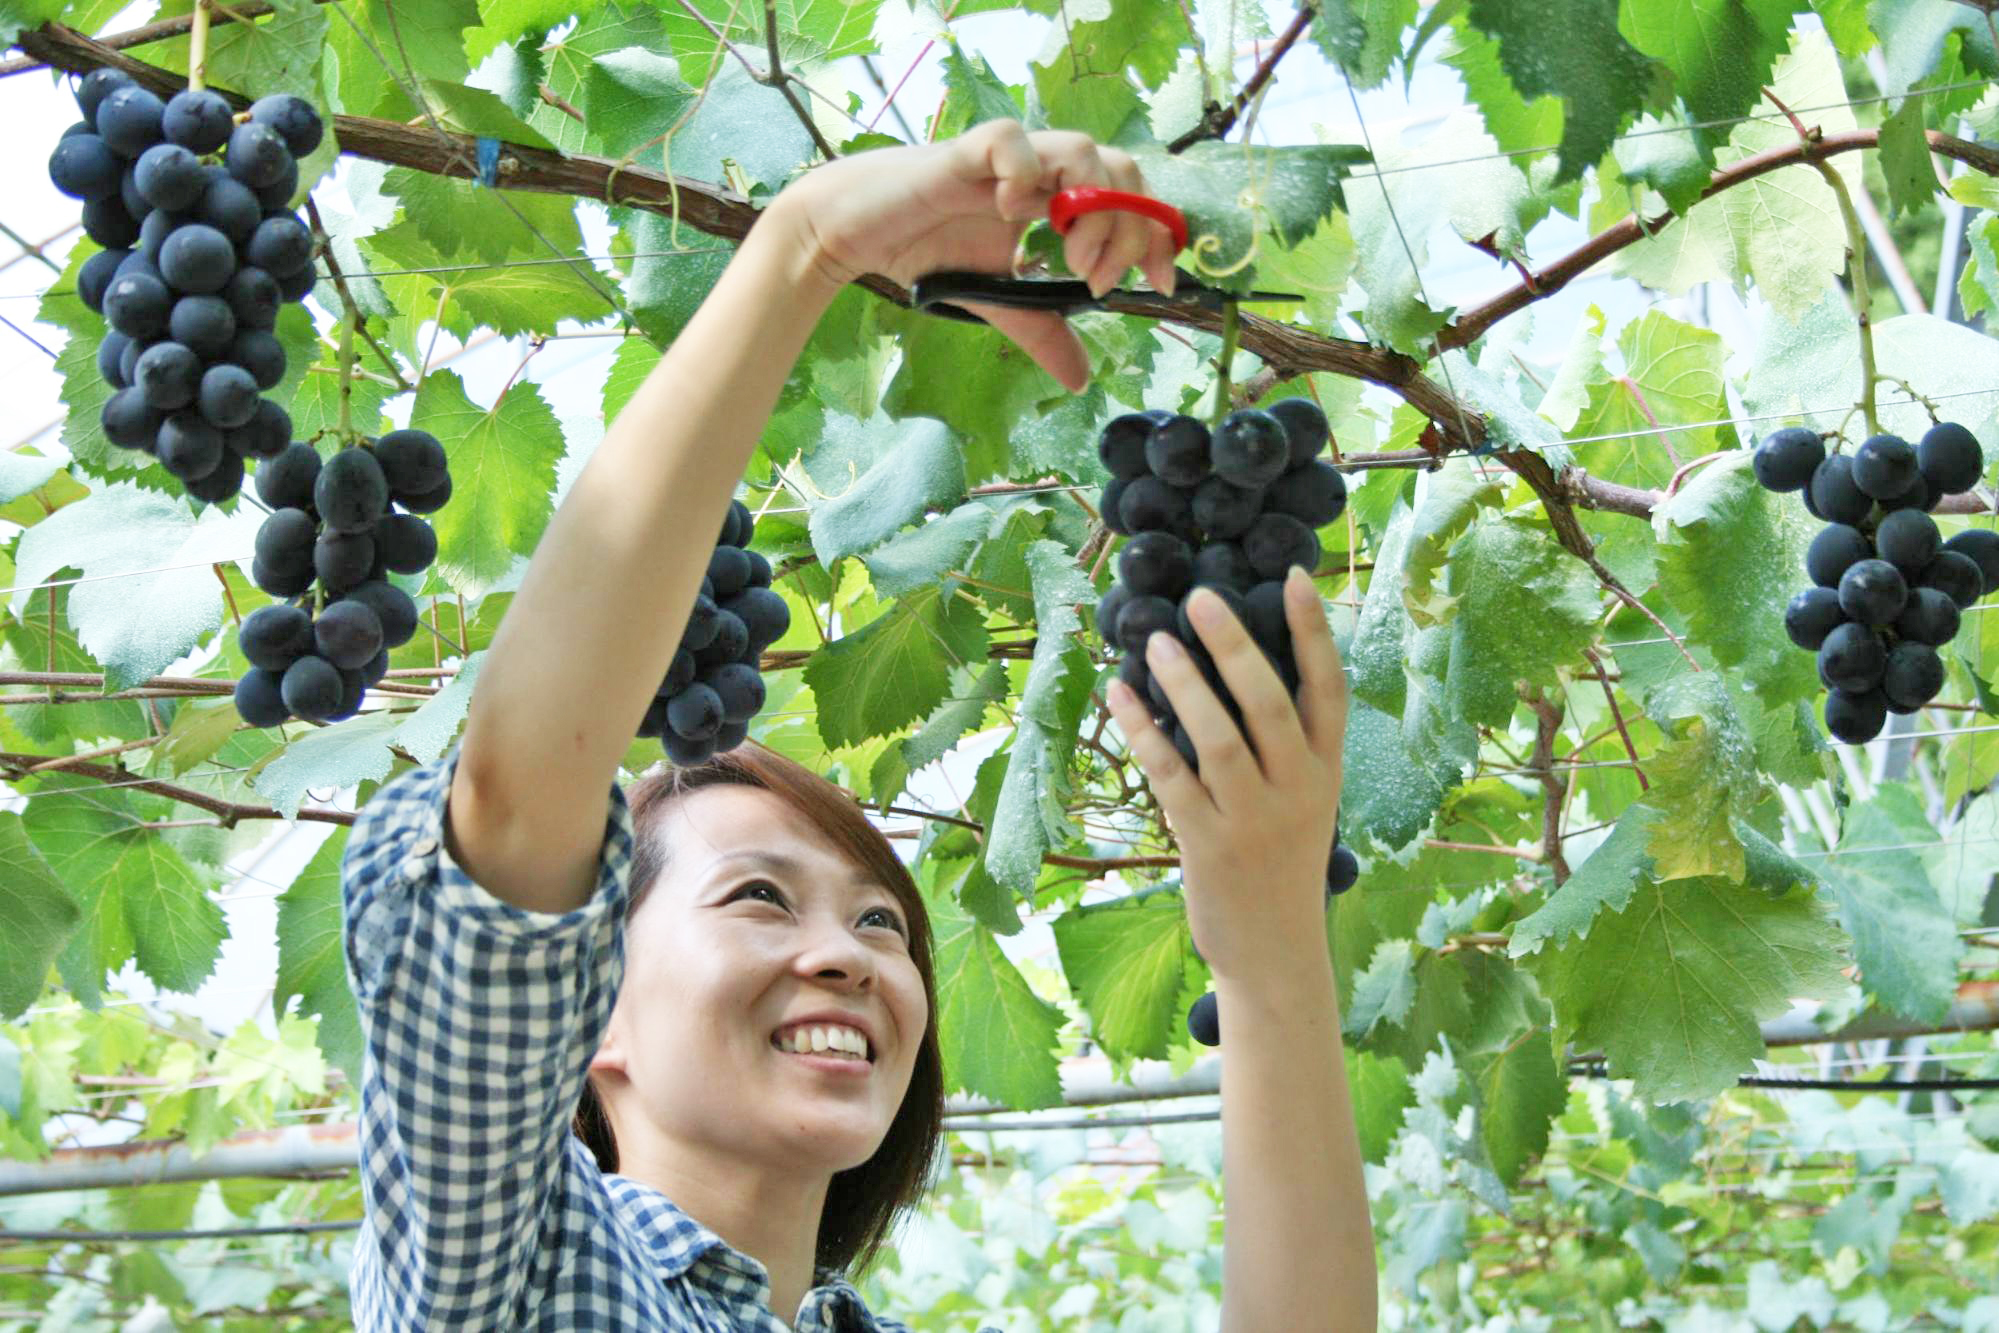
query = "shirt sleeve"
(341, 744, 636, 1328)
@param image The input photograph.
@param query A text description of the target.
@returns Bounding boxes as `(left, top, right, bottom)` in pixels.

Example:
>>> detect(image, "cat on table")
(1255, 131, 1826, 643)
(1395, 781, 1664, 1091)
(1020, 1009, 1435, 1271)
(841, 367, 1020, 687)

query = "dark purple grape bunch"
(231, 431, 447, 728)
(1754, 422, 1997, 744)
(49, 69, 324, 504)
(638, 499, 789, 766)
(1096, 397, 1345, 757)
(1185, 822, 1358, 1048)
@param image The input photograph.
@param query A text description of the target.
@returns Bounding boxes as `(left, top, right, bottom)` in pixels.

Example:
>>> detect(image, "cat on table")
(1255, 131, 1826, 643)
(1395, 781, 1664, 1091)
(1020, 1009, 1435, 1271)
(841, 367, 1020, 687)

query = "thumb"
(957, 301, 1091, 393)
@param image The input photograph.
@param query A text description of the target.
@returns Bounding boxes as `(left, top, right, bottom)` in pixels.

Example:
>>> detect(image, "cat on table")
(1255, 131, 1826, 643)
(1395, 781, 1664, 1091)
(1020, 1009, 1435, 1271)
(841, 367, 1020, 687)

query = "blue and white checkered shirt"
(340, 745, 920, 1331)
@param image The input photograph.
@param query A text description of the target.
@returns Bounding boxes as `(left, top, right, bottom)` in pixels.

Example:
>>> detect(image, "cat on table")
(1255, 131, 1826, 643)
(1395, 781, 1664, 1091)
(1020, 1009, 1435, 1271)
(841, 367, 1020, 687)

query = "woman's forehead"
(657, 785, 879, 888)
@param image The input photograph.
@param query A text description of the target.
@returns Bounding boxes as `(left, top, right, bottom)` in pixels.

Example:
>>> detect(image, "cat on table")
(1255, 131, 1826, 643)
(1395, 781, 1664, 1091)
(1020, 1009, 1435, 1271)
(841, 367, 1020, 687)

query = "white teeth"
(774, 1024, 870, 1060)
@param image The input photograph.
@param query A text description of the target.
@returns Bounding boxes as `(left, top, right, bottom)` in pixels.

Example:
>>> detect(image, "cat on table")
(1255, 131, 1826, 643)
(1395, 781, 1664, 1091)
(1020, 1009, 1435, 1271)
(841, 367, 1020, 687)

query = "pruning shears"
(910, 186, 1302, 324)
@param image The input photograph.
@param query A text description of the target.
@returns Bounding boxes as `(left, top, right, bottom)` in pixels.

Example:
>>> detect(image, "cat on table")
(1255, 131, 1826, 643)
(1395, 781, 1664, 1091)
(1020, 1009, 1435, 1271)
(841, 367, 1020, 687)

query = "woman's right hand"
(770, 119, 1181, 393)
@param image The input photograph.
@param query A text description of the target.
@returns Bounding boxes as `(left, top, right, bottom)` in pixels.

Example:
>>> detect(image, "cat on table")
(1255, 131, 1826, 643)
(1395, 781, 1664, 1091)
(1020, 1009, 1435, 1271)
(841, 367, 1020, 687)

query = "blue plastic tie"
(474, 137, 501, 188)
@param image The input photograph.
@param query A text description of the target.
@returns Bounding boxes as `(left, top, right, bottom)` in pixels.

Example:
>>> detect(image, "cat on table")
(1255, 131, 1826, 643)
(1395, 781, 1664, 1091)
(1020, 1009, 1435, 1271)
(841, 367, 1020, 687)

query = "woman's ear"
(589, 1012, 629, 1077)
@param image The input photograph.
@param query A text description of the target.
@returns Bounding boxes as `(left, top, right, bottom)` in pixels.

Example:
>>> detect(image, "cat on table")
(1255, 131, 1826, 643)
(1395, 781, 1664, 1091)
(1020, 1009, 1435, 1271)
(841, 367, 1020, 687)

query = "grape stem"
(335, 299, 355, 442)
(1210, 299, 1240, 429)
(187, 0, 208, 93)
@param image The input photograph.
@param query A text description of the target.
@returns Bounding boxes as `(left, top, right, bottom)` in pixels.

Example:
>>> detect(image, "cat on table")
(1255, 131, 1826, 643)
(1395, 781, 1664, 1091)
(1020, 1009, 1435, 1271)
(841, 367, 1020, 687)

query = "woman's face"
(593, 785, 928, 1175)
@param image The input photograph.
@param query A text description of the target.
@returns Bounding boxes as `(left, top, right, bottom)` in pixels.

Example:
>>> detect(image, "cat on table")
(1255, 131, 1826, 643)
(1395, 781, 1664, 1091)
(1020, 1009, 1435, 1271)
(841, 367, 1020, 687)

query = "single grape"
(1917, 421, 1984, 495)
(1175, 584, 1245, 645)
(1818, 622, 1888, 693)
(1116, 651, 1150, 699)
(725, 587, 791, 652)
(743, 550, 772, 589)
(1268, 397, 1330, 469)
(1894, 587, 1961, 648)
(103, 270, 171, 339)
(47, 133, 122, 201)
(1882, 641, 1945, 711)
(1875, 508, 1940, 574)
(159, 223, 236, 294)
(695, 610, 749, 668)
(1117, 476, 1192, 536)
(1804, 523, 1871, 589)
(280, 653, 344, 723)
(247, 214, 313, 276)
(1191, 540, 1256, 595)
(315, 529, 376, 593)
(1145, 414, 1211, 487)
(1262, 461, 1347, 528)
(668, 682, 725, 741)
(96, 329, 130, 388)
(74, 69, 136, 127)
(1824, 687, 1887, 745)
(162, 88, 234, 153)
(157, 413, 223, 480)
(226, 329, 285, 391)
(1095, 583, 1130, 645)
(252, 556, 314, 598)
(705, 663, 766, 723)
(1242, 512, 1320, 582)
(82, 248, 136, 319)
(168, 293, 235, 359)
(223, 265, 281, 331)
(1190, 474, 1263, 540)
(396, 472, 452, 514)
(1919, 550, 1985, 610)
(1170, 722, 1200, 770)
(132, 340, 201, 411)
(1117, 531, 1194, 600)
(1187, 992, 1220, 1047)
(681, 594, 722, 653)
(196, 171, 262, 247)
(1100, 478, 1131, 535)
(255, 508, 318, 574)
(375, 513, 437, 574)
(1878, 471, 1932, 514)
(1114, 594, 1177, 656)
(708, 545, 752, 599)
(361, 648, 391, 687)
(1837, 558, 1908, 627)
(344, 580, 418, 649)
(1808, 454, 1873, 526)
(94, 85, 166, 158)
(314, 447, 390, 534)
(255, 443, 320, 511)
(132, 142, 205, 212)
(274, 261, 317, 302)
(314, 600, 385, 670)
(1328, 844, 1359, 896)
(249, 93, 324, 156)
(1241, 581, 1292, 666)
(664, 730, 718, 767)
(1942, 529, 1999, 596)
(1783, 586, 1846, 650)
(1211, 409, 1289, 488)
(1099, 409, 1166, 480)
(253, 158, 299, 210)
(184, 451, 244, 504)
(637, 696, 671, 739)
(1751, 425, 1825, 492)
(198, 363, 260, 429)
(225, 121, 293, 189)
(713, 720, 751, 753)
(238, 603, 314, 673)
(233, 667, 290, 727)
(81, 195, 141, 249)
(1852, 433, 1919, 500)
(662, 648, 698, 695)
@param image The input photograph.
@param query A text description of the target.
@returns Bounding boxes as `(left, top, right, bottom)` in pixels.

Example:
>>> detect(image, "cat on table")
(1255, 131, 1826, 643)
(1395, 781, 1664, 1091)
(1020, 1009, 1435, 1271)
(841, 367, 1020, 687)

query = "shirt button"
(408, 836, 440, 858)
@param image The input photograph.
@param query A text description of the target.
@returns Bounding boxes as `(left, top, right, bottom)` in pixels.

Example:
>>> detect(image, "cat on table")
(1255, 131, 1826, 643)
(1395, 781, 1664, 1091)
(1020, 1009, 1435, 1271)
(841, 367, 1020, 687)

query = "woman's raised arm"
(444, 121, 1177, 915)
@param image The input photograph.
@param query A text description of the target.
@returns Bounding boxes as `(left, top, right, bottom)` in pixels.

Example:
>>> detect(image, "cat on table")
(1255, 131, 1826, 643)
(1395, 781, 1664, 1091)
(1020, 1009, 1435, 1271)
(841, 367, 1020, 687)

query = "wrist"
(1209, 932, 1335, 1007)
(754, 185, 853, 307)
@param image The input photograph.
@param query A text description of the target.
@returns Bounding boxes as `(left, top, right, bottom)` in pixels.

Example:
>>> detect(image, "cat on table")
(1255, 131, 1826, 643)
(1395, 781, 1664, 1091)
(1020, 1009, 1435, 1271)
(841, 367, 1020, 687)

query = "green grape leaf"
(582, 46, 698, 161)
(1575, 309, 1732, 488)
(0, 586, 153, 746)
(407, 370, 566, 596)
(1053, 889, 1193, 1061)
(879, 309, 1064, 472)
(601, 334, 664, 422)
(9, 485, 261, 691)
(862, 501, 997, 599)
(0, 451, 61, 505)
(1652, 454, 1819, 706)
(803, 583, 990, 749)
(1877, 89, 1943, 216)
(251, 712, 406, 821)
(415, 78, 559, 150)
(1642, 672, 1766, 881)
(1463, 0, 1655, 180)
(1313, 0, 1418, 88)
(1457, 953, 1564, 1186)
(937, 47, 1024, 140)
(667, 61, 819, 193)
(1813, 783, 1963, 1022)
(806, 414, 967, 564)
(380, 168, 585, 266)
(927, 882, 1065, 1109)
(869, 662, 1008, 810)
(1511, 802, 1657, 955)
(619, 211, 736, 346)
(23, 778, 224, 1002)
(1618, 0, 1792, 129)
(275, 829, 364, 1084)
(1441, 515, 1602, 728)
(0, 813, 80, 1020)
(198, 0, 328, 99)
(1347, 1049, 1414, 1163)
(286, 353, 394, 445)
(984, 541, 1095, 891)
(1524, 872, 1848, 1102)
(526, 3, 669, 152)
(1341, 698, 1456, 855)
(1444, 15, 1561, 158)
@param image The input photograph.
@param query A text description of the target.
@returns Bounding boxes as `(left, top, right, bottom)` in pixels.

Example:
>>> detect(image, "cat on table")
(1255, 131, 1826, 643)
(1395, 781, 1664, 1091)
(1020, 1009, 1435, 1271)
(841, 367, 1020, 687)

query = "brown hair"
(573, 743, 946, 1282)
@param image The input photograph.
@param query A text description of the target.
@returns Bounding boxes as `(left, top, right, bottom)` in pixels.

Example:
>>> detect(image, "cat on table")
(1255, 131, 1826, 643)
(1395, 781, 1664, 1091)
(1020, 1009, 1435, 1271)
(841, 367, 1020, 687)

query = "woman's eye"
(736, 881, 785, 906)
(862, 907, 907, 936)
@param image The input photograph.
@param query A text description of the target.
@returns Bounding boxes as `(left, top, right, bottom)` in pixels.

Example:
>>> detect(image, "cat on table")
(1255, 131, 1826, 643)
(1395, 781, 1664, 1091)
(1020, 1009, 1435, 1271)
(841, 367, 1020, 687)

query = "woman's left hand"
(1104, 566, 1350, 981)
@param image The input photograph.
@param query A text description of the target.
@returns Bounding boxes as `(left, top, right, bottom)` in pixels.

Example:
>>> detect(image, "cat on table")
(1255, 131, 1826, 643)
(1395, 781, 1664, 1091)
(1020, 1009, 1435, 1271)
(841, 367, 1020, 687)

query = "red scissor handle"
(1048, 186, 1188, 254)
